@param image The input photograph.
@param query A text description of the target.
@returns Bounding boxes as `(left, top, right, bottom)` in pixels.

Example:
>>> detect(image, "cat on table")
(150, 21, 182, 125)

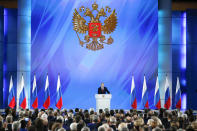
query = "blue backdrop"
(31, 0, 158, 109)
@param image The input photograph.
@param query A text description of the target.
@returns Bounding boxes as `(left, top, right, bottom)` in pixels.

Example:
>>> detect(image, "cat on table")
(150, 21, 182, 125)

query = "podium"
(95, 94, 112, 112)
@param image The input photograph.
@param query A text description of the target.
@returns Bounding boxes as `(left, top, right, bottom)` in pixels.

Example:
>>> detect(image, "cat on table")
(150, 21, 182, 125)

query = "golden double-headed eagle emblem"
(72, 2, 117, 51)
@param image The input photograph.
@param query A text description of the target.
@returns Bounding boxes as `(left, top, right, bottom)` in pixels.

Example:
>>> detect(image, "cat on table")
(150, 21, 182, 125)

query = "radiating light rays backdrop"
(31, 0, 158, 109)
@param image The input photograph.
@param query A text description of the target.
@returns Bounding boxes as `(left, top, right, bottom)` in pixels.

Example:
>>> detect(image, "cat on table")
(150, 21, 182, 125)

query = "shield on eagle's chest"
(88, 23, 101, 37)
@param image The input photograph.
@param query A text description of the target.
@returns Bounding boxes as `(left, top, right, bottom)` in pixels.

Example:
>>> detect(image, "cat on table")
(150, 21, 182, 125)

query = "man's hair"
(81, 127, 90, 131)
(70, 122, 77, 131)
(69, 109, 74, 113)
(120, 127, 129, 131)
(0, 115, 3, 123)
(110, 116, 116, 124)
(89, 109, 94, 115)
(98, 126, 105, 131)
(6, 115, 13, 123)
(58, 128, 66, 131)
(56, 115, 64, 123)
(52, 122, 62, 131)
(68, 112, 73, 118)
(102, 123, 109, 129)
(12, 121, 21, 131)
(20, 120, 27, 129)
(77, 122, 84, 131)
(110, 110, 115, 116)
(93, 115, 99, 123)
(118, 123, 127, 131)
(153, 127, 162, 131)
(84, 112, 90, 119)
(75, 115, 81, 123)
(75, 108, 79, 113)
(5, 108, 11, 115)
(34, 118, 44, 130)
(99, 109, 103, 114)
(48, 110, 53, 116)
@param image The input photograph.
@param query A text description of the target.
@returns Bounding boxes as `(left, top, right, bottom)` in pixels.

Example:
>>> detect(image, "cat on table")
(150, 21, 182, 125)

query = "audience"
(0, 108, 196, 131)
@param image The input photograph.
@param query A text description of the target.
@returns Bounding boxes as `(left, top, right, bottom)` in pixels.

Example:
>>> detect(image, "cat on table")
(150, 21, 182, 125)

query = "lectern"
(95, 94, 112, 112)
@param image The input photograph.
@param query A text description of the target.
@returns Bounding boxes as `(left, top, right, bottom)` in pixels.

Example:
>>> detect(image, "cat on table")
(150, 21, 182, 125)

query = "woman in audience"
(0, 108, 196, 131)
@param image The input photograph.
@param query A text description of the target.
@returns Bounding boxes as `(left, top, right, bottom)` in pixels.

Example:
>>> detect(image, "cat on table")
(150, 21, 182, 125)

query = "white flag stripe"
(142, 76, 147, 98)
(45, 75, 49, 91)
(176, 77, 180, 94)
(57, 75, 61, 92)
(154, 76, 159, 95)
(9, 76, 13, 92)
(130, 76, 135, 93)
(164, 76, 169, 92)
(20, 75, 25, 94)
(32, 75, 37, 93)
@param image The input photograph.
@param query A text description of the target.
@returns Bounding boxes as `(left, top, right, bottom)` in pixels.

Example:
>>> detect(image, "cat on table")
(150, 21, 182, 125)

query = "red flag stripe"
(164, 97, 171, 109)
(20, 97, 26, 109)
(131, 98, 137, 109)
(43, 96, 50, 109)
(32, 97, 38, 109)
(56, 97, 63, 109)
(156, 100, 161, 109)
(176, 99, 181, 109)
(8, 97, 16, 109)
(145, 101, 149, 109)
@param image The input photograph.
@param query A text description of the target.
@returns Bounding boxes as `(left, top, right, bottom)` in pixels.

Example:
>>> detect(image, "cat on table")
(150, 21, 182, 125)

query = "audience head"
(98, 126, 105, 131)
(0, 108, 196, 131)
(56, 115, 64, 123)
(81, 127, 90, 131)
(52, 122, 62, 131)
(118, 122, 127, 131)
(12, 121, 21, 131)
(58, 128, 66, 131)
(6, 115, 13, 123)
(20, 119, 27, 129)
(70, 122, 77, 131)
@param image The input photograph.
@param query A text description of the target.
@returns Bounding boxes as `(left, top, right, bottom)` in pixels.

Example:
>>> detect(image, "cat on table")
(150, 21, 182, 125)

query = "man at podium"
(98, 83, 110, 94)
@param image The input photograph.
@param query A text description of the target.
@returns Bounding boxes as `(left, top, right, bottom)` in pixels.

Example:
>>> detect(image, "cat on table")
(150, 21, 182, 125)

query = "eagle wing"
(73, 9, 88, 34)
(102, 10, 117, 34)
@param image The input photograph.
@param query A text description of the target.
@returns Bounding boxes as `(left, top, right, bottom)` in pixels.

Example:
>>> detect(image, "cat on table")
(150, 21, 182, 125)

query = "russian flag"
(164, 76, 171, 110)
(8, 76, 16, 109)
(130, 76, 137, 109)
(43, 74, 50, 109)
(141, 75, 149, 109)
(154, 76, 161, 109)
(175, 77, 181, 109)
(56, 74, 63, 109)
(31, 75, 38, 109)
(19, 75, 27, 109)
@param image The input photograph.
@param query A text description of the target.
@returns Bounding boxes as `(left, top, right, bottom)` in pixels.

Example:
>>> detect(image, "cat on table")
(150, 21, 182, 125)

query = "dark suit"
(98, 87, 110, 94)
(87, 122, 102, 131)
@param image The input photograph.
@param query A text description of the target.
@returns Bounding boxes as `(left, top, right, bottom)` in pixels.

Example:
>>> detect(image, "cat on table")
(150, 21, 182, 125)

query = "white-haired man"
(12, 121, 21, 131)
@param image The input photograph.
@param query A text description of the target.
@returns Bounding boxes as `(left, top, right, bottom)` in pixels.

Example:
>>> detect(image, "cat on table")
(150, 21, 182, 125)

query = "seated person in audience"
(0, 107, 196, 131)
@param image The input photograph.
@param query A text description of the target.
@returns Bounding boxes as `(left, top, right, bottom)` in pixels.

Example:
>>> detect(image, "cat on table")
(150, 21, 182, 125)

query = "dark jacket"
(87, 122, 102, 131)
(98, 87, 110, 94)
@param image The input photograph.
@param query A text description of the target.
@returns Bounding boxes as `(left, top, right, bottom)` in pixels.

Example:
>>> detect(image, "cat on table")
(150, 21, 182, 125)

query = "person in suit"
(98, 83, 110, 94)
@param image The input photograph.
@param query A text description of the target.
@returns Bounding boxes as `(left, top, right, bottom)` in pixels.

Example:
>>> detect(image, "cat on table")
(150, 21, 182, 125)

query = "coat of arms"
(72, 2, 117, 51)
